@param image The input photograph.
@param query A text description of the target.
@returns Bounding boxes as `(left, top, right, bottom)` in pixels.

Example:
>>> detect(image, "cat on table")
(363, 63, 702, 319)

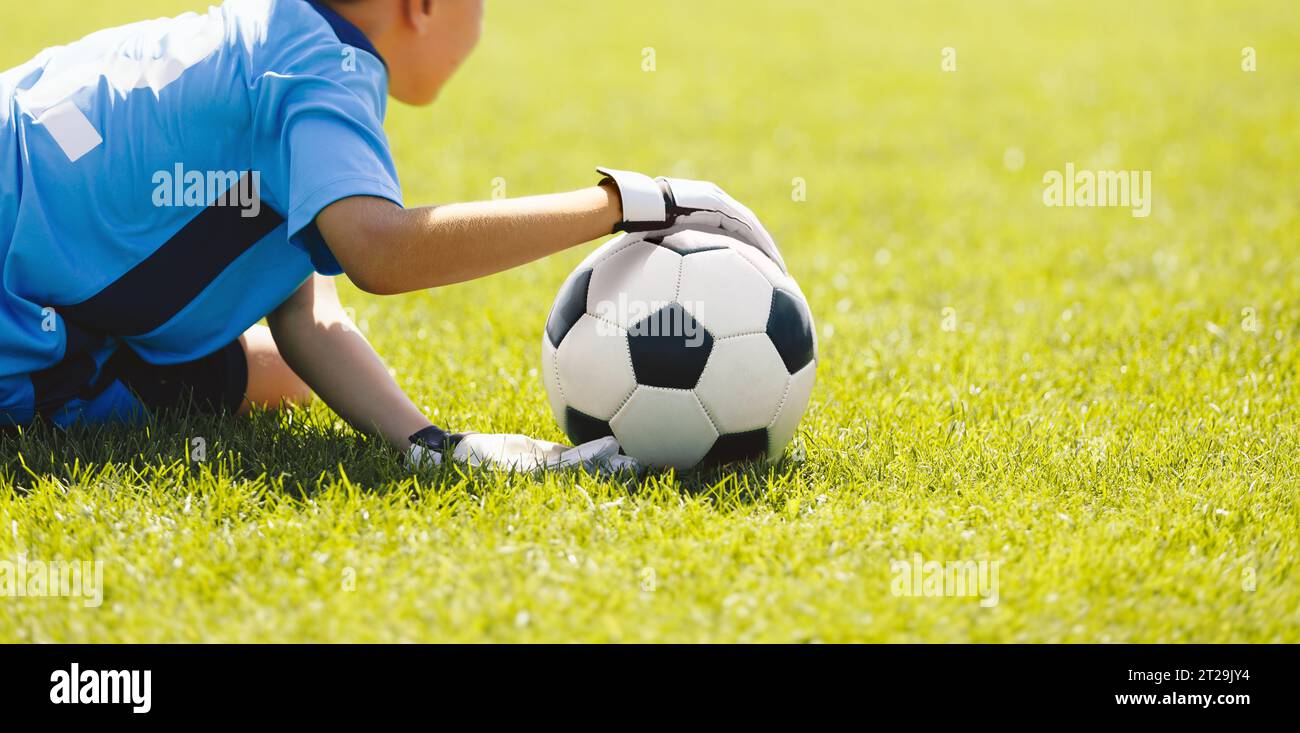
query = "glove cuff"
(407, 425, 467, 469)
(596, 167, 668, 229)
(409, 425, 462, 449)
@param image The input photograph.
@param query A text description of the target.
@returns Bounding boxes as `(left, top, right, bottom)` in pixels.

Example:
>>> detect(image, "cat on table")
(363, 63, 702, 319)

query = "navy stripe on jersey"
(29, 320, 106, 418)
(59, 172, 284, 336)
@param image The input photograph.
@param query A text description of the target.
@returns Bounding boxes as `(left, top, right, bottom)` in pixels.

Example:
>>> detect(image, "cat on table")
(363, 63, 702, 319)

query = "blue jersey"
(0, 0, 401, 426)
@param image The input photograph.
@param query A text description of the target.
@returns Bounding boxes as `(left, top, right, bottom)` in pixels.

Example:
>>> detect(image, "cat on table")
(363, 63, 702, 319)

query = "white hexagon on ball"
(695, 335, 790, 434)
(767, 360, 817, 461)
(677, 247, 773, 338)
(555, 314, 636, 420)
(730, 237, 801, 294)
(611, 387, 718, 469)
(540, 335, 568, 429)
(586, 240, 682, 330)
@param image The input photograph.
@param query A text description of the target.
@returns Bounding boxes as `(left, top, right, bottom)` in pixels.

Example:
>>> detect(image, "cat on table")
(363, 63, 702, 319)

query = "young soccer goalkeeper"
(0, 0, 784, 472)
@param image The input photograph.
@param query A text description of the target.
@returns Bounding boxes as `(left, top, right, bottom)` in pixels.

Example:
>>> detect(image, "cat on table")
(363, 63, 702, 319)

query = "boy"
(0, 0, 785, 472)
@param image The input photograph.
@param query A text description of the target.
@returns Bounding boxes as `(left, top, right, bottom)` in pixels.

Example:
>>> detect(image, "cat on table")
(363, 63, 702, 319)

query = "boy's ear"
(404, 0, 435, 34)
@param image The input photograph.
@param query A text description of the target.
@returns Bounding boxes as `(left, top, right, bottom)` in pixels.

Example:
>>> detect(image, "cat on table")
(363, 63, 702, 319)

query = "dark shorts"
(2, 339, 247, 432)
(106, 339, 249, 416)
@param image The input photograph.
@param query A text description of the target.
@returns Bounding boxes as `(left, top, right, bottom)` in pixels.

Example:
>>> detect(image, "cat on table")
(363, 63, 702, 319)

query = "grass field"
(2, 0, 1298, 642)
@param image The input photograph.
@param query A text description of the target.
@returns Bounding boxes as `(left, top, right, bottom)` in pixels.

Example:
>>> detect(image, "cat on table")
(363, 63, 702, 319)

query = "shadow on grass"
(1, 407, 410, 496)
(633, 435, 821, 505)
(3, 406, 814, 506)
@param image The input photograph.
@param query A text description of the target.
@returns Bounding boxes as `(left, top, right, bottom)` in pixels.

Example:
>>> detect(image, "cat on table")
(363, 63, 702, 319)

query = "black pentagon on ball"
(564, 406, 614, 445)
(701, 429, 769, 466)
(626, 303, 713, 389)
(646, 232, 730, 256)
(766, 288, 815, 374)
(545, 268, 592, 348)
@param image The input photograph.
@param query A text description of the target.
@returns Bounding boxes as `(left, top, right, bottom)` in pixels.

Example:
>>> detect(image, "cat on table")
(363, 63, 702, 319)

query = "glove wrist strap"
(596, 166, 668, 228)
(408, 425, 464, 450)
(407, 425, 469, 468)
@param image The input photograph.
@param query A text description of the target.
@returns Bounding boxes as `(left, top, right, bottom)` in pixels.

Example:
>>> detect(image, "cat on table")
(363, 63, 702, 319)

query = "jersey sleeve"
(253, 57, 402, 276)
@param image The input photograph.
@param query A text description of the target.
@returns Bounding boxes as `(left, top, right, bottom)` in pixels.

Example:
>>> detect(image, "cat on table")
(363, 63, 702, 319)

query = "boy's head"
(327, 0, 484, 106)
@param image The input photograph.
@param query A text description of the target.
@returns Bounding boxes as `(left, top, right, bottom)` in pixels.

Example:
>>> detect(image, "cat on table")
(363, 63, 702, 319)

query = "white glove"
(598, 167, 788, 273)
(407, 426, 641, 476)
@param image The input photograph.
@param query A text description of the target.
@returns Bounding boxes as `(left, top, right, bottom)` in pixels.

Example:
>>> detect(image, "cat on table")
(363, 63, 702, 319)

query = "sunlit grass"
(1, 0, 1297, 642)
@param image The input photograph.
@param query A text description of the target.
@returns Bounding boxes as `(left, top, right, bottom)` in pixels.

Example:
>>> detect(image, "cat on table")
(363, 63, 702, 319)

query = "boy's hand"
(407, 426, 642, 476)
(597, 167, 788, 272)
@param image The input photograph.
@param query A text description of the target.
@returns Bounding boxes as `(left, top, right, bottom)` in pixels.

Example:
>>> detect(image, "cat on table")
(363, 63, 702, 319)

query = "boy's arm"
(265, 274, 434, 450)
(315, 170, 785, 296)
(316, 183, 623, 295)
(265, 274, 640, 474)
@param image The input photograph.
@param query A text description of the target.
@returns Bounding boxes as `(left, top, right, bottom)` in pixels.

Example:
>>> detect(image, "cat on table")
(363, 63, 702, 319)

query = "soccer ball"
(541, 228, 817, 469)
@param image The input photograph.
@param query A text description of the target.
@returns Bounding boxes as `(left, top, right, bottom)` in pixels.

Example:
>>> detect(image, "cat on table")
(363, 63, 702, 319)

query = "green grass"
(2, 0, 1298, 642)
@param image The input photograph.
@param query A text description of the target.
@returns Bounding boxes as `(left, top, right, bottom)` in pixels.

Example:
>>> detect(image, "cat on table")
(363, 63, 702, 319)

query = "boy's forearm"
(318, 183, 623, 295)
(267, 276, 432, 452)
